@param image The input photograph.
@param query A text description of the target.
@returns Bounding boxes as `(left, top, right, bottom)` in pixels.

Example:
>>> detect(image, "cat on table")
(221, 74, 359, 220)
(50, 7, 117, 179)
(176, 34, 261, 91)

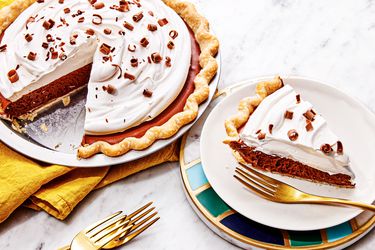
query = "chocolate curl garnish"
(103, 84, 116, 95)
(43, 19, 55, 30)
(337, 141, 343, 154)
(46, 34, 54, 42)
(64, 8, 71, 14)
(143, 89, 153, 97)
(42, 42, 49, 49)
(128, 44, 136, 52)
(296, 94, 301, 104)
(89, 0, 97, 4)
(305, 121, 313, 132)
(284, 110, 293, 119)
(111, 64, 123, 79)
(165, 56, 171, 67)
(92, 14, 103, 25)
(59, 53, 67, 60)
(51, 51, 58, 59)
(123, 21, 134, 31)
(257, 132, 266, 140)
(133, 12, 143, 22)
(86, 28, 95, 35)
(26, 16, 36, 29)
(320, 144, 333, 154)
(37, 0, 44, 3)
(94, 2, 105, 9)
(124, 72, 135, 80)
(255, 129, 261, 134)
(99, 43, 111, 55)
(104, 28, 112, 35)
(70, 38, 76, 45)
(148, 11, 154, 16)
(8, 69, 19, 83)
(118, 1, 129, 12)
(130, 58, 138, 67)
(303, 109, 315, 121)
(78, 17, 85, 23)
(0, 44, 7, 52)
(157, 18, 168, 26)
(287, 129, 298, 141)
(147, 24, 157, 31)
(167, 41, 174, 49)
(25, 34, 33, 42)
(169, 30, 178, 39)
(118, 30, 125, 35)
(268, 124, 273, 134)
(151, 52, 162, 63)
(27, 52, 37, 61)
(140, 37, 149, 47)
(59, 0, 64, 3)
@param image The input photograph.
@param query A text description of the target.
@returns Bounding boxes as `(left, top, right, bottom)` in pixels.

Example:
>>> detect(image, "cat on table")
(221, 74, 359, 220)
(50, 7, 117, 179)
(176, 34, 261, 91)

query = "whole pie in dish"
(224, 76, 355, 188)
(0, 0, 219, 158)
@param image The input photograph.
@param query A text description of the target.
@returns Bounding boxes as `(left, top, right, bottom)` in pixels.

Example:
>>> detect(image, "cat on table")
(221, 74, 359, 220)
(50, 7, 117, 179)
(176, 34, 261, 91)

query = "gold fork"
(234, 163, 375, 212)
(59, 202, 160, 250)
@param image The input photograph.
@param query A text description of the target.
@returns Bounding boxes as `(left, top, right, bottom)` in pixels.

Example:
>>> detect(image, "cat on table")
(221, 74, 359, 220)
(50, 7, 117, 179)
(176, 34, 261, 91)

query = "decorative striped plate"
(179, 78, 375, 249)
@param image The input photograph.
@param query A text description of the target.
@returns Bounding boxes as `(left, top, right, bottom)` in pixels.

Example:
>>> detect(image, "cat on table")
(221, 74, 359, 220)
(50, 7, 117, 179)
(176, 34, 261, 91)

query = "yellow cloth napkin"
(0, 141, 179, 222)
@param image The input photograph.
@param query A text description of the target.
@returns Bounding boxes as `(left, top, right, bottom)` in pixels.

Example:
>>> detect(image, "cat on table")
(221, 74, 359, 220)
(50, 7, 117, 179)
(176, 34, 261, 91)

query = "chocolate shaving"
(25, 34, 33, 42)
(296, 94, 301, 104)
(255, 129, 261, 134)
(27, 52, 37, 61)
(94, 2, 105, 9)
(257, 132, 266, 140)
(320, 144, 332, 154)
(59, 53, 67, 60)
(26, 16, 36, 29)
(157, 18, 168, 26)
(165, 56, 171, 67)
(111, 64, 123, 79)
(123, 21, 134, 30)
(51, 51, 58, 59)
(132, 12, 143, 22)
(0, 44, 7, 52)
(64, 8, 71, 14)
(284, 110, 294, 119)
(117, 2, 129, 12)
(103, 84, 116, 95)
(124, 72, 135, 80)
(78, 17, 85, 23)
(287, 129, 298, 141)
(130, 58, 138, 67)
(86, 28, 95, 35)
(337, 141, 343, 154)
(268, 124, 273, 134)
(147, 24, 157, 31)
(169, 30, 178, 39)
(42, 42, 49, 49)
(104, 28, 112, 35)
(99, 43, 111, 55)
(7, 69, 19, 83)
(89, 0, 97, 4)
(37, 0, 44, 3)
(59, 0, 64, 3)
(43, 19, 55, 30)
(305, 121, 313, 132)
(148, 11, 154, 16)
(140, 37, 149, 47)
(303, 109, 315, 121)
(167, 41, 174, 49)
(151, 52, 162, 63)
(92, 14, 103, 25)
(46, 34, 54, 42)
(143, 88, 153, 97)
(118, 30, 125, 35)
(128, 44, 136, 52)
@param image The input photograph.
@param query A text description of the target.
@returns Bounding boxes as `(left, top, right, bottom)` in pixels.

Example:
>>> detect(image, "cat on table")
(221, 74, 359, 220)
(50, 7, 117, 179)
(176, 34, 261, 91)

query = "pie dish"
(224, 76, 355, 188)
(0, 0, 219, 158)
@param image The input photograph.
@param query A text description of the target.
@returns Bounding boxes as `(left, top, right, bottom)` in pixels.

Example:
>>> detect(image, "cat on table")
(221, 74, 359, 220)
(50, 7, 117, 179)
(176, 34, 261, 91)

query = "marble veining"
(0, 0, 374, 249)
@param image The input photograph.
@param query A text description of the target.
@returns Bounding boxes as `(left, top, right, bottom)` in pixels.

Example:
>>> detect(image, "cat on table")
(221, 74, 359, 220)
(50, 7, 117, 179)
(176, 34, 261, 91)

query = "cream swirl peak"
(240, 85, 355, 177)
(0, 0, 191, 134)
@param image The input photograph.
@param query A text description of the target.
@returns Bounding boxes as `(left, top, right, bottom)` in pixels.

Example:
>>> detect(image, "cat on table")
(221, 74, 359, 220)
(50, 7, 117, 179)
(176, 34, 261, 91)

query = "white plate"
(0, 53, 220, 167)
(201, 76, 375, 231)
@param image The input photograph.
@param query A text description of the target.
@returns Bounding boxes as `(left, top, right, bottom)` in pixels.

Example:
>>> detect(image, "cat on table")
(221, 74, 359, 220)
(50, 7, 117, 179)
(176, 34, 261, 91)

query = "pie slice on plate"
(224, 76, 355, 188)
(0, 0, 218, 158)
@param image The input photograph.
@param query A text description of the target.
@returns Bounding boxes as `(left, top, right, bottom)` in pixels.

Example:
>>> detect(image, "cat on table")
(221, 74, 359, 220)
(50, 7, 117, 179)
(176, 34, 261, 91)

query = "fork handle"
(305, 197, 375, 212)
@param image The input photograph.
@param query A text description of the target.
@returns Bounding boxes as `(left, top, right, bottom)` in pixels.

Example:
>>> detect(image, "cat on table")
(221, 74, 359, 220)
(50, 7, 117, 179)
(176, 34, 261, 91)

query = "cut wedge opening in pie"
(0, 0, 219, 158)
(224, 76, 355, 188)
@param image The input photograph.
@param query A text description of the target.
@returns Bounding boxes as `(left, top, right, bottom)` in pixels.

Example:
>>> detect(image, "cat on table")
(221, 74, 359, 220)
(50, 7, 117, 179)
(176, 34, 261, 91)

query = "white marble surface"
(1, 0, 375, 249)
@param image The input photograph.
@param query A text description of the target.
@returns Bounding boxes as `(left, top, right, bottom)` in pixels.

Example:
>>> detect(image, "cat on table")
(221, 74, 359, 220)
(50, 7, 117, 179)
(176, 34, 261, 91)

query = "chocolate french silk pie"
(224, 77, 355, 188)
(0, 0, 219, 158)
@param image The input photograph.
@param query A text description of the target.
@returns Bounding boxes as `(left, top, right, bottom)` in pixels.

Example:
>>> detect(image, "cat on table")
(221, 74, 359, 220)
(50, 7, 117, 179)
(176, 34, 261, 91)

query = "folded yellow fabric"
(0, 141, 179, 222)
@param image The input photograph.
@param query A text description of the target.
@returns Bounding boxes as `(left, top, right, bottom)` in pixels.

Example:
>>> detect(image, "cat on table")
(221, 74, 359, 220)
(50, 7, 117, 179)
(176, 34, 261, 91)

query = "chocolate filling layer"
(229, 140, 354, 188)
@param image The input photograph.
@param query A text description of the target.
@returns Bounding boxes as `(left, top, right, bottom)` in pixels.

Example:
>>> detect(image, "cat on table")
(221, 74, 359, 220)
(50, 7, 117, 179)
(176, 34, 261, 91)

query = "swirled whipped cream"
(0, 0, 191, 135)
(240, 85, 354, 177)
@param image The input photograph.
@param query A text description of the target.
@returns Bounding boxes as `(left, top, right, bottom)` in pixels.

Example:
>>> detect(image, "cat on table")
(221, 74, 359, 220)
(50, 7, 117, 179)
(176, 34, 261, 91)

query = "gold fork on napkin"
(58, 202, 160, 250)
(234, 163, 375, 212)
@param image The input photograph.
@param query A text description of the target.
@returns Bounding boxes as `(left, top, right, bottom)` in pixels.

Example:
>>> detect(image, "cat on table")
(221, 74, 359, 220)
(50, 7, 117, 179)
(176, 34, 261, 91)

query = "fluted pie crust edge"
(0, 0, 219, 158)
(223, 76, 283, 163)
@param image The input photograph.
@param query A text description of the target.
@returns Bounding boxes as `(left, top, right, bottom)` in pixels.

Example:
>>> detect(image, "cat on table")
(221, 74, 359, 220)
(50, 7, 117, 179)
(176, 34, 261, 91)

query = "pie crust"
(0, 0, 219, 159)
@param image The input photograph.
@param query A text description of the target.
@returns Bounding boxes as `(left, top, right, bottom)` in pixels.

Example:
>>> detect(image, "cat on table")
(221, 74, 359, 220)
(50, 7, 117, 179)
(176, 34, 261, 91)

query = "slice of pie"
(0, 0, 219, 158)
(224, 76, 355, 188)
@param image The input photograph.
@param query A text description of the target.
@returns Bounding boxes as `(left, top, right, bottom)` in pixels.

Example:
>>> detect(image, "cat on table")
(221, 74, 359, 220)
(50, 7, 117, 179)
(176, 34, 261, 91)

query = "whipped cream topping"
(0, 0, 191, 134)
(240, 85, 354, 178)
